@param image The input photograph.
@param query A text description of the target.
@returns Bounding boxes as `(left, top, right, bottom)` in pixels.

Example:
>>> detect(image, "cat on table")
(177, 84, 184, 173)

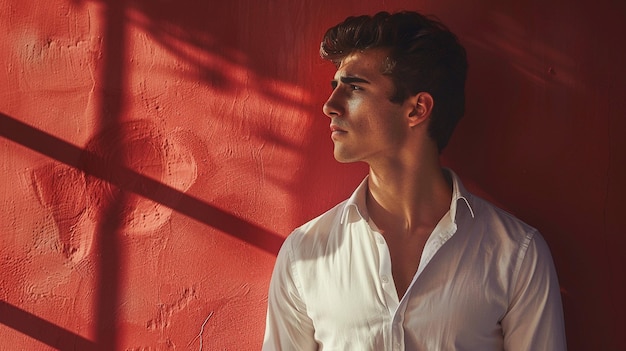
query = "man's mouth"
(330, 124, 347, 133)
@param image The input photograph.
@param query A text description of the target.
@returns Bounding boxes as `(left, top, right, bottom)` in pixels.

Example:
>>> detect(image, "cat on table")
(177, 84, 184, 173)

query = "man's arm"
(263, 236, 317, 351)
(501, 231, 567, 350)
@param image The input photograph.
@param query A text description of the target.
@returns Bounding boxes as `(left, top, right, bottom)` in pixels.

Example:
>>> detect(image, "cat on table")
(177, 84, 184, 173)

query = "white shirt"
(263, 170, 566, 350)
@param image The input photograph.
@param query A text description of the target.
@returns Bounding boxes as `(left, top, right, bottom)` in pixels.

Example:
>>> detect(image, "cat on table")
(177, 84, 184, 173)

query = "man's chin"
(333, 152, 358, 164)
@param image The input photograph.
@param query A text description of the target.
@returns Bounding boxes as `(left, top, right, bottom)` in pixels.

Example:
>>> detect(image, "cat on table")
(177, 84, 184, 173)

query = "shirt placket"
(380, 216, 458, 351)
(373, 230, 403, 350)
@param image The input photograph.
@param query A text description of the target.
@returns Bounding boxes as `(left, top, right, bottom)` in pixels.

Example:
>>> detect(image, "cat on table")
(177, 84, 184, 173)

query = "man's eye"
(350, 85, 362, 91)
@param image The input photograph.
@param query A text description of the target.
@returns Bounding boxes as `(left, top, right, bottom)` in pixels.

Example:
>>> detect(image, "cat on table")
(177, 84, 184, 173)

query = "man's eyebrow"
(331, 76, 371, 88)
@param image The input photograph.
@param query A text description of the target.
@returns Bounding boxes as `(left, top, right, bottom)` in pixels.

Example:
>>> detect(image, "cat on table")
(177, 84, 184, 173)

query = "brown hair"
(320, 11, 468, 151)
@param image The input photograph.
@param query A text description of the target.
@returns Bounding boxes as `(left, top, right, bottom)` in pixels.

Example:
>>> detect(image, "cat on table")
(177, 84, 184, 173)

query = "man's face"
(323, 49, 411, 164)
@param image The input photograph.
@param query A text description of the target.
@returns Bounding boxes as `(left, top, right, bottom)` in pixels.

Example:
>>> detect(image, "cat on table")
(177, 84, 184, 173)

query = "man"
(263, 11, 566, 350)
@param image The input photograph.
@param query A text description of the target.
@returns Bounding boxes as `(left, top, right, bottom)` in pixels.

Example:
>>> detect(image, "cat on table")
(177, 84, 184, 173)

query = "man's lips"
(330, 125, 347, 133)
(330, 125, 347, 141)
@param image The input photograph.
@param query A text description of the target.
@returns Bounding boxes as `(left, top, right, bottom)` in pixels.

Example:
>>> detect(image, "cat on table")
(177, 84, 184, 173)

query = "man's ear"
(407, 92, 434, 128)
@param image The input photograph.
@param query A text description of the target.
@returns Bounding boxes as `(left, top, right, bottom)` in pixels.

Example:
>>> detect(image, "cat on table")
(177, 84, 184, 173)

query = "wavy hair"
(320, 11, 468, 152)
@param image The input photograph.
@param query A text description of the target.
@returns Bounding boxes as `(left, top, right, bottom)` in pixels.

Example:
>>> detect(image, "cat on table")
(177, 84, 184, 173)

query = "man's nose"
(322, 89, 344, 118)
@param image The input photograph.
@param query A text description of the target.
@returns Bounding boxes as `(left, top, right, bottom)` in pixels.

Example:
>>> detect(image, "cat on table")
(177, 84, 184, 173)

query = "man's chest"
(294, 235, 509, 345)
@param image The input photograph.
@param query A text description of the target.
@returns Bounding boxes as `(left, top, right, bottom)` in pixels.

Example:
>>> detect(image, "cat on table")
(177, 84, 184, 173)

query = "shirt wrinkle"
(263, 169, 566, 351)
(507, 230, 536, 308)
(286, 238, 307, 311)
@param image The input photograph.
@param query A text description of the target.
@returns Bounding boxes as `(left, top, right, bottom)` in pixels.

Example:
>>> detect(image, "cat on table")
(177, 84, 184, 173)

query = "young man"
(263, 11, 566, 350)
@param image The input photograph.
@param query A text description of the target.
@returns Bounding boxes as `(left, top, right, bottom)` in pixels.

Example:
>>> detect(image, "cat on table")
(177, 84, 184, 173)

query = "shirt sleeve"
(262, 234, 318, 351)
(501, 230, 567, 350)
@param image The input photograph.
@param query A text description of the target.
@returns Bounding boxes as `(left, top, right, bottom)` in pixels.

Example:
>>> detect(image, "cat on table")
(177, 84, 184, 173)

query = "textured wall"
(1, 0, 624, 350)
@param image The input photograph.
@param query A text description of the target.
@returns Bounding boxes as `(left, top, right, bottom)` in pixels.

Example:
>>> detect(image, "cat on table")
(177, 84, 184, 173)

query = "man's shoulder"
(465, 192, 540, 243)
(449, 169, 538, 239)
(450, 192, 551, 281)
(291, 199, 349, 236)
(281, 199, 352, 254)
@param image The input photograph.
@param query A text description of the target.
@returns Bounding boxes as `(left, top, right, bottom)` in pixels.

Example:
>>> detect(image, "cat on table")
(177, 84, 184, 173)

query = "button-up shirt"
(263, 170, 566, 350)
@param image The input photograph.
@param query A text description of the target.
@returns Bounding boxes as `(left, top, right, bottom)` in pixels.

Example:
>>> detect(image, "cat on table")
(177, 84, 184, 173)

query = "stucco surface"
(1, 0, 625, 350)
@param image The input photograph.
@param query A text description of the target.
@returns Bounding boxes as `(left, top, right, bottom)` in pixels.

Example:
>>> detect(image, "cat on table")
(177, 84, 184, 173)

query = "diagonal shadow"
(0, 112, 285, 255)
(0, 300, 97, 350)
(1, 111, 284, 346)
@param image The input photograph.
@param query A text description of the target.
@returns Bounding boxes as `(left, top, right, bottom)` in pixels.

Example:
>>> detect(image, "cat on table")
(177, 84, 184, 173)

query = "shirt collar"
(340, 168, 475, 225)
(340, 177, 371, 224)
(447, 168, 476, 222)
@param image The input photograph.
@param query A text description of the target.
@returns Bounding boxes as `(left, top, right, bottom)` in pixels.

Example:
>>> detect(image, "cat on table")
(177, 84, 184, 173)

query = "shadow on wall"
(0, 111, 284, 349)
(2, 0, 298, 348)
(0, 114, 284, 257)
(0, 300, 97, 350)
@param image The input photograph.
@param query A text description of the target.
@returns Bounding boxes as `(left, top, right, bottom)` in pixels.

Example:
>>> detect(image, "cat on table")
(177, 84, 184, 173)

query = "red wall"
(0, 0, 624, 350)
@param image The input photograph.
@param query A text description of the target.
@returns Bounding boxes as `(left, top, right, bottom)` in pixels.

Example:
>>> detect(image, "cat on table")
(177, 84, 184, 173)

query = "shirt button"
(381, 275, 389, 284)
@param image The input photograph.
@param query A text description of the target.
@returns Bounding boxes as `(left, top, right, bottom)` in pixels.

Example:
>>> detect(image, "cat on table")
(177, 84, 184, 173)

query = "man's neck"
(365, 155, 452, 238)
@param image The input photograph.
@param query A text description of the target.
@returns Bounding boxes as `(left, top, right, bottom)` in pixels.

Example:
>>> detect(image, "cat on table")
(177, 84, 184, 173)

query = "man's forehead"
(334, 49, 391, 79)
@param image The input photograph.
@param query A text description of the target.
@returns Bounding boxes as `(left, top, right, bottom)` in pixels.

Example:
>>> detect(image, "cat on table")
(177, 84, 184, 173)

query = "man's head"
(320, 11, 467, 152)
